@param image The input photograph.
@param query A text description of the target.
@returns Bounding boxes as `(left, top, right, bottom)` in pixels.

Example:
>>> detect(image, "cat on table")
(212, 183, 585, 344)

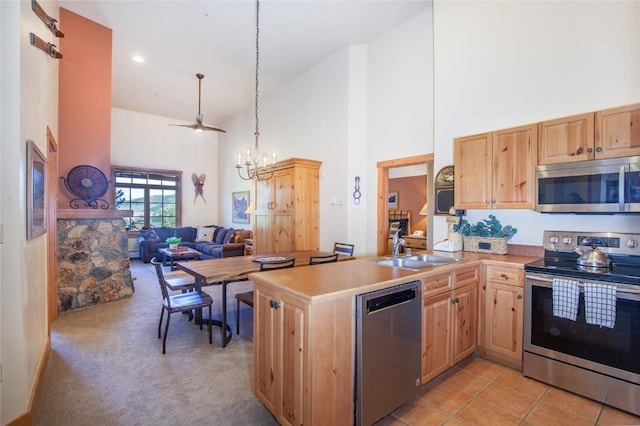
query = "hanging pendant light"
(236, 0, 276, 181)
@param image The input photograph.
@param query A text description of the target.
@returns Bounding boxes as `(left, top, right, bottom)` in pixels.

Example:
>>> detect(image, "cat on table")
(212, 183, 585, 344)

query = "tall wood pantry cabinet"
(254, 158, 321, 254)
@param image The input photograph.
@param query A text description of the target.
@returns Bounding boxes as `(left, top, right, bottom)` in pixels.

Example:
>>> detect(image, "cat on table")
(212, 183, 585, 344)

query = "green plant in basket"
(166, 236, 182, 245)
(458, 215, 517, 240)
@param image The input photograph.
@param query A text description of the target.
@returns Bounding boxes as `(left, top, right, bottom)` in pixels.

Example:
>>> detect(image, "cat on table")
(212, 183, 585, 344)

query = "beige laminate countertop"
(248, 250, 541, 304)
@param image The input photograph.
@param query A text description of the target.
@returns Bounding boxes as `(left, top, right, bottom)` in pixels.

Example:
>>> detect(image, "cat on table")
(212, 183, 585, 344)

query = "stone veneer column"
(57, 217, 134, 311)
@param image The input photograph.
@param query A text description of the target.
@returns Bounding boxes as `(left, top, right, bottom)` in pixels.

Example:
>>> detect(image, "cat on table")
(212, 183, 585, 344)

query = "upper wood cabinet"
(595, 103, 640, 160)
(539, 103, 640, 164)
(254, 158, 321, 254)
(454, 124, 537, 210)
(538, 112, 594, 164)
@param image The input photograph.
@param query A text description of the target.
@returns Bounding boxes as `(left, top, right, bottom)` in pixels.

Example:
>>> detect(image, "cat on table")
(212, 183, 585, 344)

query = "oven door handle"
(525, 274, 640, 296)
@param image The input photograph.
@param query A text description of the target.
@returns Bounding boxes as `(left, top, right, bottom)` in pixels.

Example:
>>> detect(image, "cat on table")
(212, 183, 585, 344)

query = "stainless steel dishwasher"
(355, 280, 421, 425)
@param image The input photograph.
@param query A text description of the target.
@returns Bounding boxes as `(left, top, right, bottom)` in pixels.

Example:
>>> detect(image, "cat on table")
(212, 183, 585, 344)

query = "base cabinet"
(421, 267, 478, 383)
(253, 278, 353, 425)
(481, 264, 524, 370)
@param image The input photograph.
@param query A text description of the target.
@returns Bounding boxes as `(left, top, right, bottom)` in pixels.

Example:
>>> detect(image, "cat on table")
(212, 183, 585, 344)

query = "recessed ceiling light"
(132, 55, 145, 63)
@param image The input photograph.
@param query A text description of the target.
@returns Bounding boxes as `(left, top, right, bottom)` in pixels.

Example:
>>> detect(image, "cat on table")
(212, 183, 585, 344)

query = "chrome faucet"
(392, 230, 406, 258)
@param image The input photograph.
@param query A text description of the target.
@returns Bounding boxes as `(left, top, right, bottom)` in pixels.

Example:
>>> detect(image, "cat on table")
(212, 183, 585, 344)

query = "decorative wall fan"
(169, 73, 226, 133)
(60, 165, 110, 209)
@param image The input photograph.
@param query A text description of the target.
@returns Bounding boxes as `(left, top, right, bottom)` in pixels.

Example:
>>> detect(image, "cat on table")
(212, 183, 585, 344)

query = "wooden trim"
(6, 336, 51, 426)
(377, 154, 434, 255)
(57, 209, 133, 219)
(46, 127, 58, 325)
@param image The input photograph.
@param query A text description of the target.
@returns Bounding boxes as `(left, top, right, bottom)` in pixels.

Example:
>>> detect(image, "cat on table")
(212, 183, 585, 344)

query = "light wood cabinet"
(254, 158, 321, 254)
(405, 236, 427, 250)
(253, 278, 353, 425)
(538, 112, 594, 164)
(595, 103, 640, 160)
(539, 104, 640, 164)
(454, 123, 537, 210)
(421, 266, 479, 383)
(482, 264, 524, 370)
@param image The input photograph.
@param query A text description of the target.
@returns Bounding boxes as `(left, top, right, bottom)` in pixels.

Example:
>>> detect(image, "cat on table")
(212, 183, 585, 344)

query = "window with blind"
(113, 167, 182, 231)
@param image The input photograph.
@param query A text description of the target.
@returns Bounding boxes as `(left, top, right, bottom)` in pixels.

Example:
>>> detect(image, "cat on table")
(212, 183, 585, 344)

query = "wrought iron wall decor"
(60, 165, 110, 209)
(353, 176, 361, 204)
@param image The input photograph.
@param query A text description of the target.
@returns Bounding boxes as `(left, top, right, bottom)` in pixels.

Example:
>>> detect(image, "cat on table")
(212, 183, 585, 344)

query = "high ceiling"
(58, 0, 430, 129)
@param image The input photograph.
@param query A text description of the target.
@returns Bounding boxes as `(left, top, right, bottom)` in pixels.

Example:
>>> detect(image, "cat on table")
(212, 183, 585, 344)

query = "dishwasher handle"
(366, 288, 417, 314)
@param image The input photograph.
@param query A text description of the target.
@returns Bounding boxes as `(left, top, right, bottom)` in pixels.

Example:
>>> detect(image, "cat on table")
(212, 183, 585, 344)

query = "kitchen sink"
(405, 254, 466, 264)
(366, 254, 465, 270)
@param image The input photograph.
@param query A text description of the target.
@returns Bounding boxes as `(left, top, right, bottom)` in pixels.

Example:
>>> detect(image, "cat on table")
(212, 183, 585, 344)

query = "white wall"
(1, 0, 59, 422)
(432, 0, 640, 244)
(111, 108, 220, 228)
(365, 10, 433, 255)
(219, 10, 433, 257)
(219, 47, 352, 251)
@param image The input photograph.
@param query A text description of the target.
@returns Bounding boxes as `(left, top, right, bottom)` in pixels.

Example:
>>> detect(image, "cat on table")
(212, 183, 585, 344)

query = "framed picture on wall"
(232, 191, 250, 224)
(388, 191, 399, 209)
(27, 139, 47, 239)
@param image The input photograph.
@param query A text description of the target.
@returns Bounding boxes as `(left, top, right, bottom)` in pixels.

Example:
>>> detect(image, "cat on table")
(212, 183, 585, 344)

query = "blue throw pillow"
(214, 227, 226, 244)
(142, 229, 160, 243)
(223, 228, 236, 244)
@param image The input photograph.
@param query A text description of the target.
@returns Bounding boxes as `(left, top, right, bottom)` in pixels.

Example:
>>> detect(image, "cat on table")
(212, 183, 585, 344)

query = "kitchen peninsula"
(248, 250, 540, 425)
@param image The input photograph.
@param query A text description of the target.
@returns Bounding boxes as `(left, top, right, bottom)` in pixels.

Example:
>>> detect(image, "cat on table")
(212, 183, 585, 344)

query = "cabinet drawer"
(405, 237, 427, 249)
(454, 266, 480, 288)
(421, 272, 453, 298)
(486, 265, 523, 286)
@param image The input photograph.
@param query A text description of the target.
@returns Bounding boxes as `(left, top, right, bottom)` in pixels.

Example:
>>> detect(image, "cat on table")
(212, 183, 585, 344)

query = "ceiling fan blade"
(200, 124, 227, 133)
(168, 123, 198, 129)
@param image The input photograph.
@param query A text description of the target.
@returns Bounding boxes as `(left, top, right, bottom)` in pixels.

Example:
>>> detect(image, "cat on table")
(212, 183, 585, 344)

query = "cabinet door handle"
(587, 147, 593, 153)
(450, 297, 459, 304)
(500, 273, 509, 279)
(270, 300, 281, 309)
(517, 294, 522, 300)
(595, 146, 602, 153)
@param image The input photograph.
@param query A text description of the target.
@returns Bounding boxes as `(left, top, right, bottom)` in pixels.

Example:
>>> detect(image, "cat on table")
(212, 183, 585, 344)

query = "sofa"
(137, 226, 253, 263)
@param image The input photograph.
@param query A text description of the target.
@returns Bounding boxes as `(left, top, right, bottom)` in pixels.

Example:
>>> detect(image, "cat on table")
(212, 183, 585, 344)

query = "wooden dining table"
(176, 250, 352, 347)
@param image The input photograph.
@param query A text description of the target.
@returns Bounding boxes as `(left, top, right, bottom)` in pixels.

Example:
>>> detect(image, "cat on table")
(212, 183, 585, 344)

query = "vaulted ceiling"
(59, 0, 430, 128)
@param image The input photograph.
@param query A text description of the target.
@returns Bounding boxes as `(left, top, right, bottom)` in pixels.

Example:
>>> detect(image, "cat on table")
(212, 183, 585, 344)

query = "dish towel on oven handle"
(584, 283, 617, 329)
(552, 278, 580, 321)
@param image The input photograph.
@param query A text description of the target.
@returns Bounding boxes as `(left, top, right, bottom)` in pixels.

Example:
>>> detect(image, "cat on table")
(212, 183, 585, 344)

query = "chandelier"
(236, 0, 276, 181)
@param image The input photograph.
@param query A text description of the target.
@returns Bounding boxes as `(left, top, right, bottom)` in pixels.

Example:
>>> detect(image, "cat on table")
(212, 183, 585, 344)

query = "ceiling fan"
(169, 73, 226, 133)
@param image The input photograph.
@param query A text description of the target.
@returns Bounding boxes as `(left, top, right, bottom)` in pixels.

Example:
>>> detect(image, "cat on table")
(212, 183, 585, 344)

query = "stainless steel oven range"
(524, 231, 640, 416)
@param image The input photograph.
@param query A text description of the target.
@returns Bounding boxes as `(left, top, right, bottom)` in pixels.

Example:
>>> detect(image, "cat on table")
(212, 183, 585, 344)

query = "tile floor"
(379, 356, 640, 426)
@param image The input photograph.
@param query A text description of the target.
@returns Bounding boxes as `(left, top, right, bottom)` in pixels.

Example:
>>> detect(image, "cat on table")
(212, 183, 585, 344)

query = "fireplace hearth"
(57, 214, 134, 312)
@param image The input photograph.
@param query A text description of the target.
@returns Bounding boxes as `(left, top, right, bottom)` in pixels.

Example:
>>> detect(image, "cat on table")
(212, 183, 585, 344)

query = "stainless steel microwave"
(535, 156, 640, 213)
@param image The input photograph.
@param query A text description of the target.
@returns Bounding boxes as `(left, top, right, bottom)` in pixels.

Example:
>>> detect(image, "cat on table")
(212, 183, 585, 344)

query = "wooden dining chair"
(309, 253, 339, 265)
(334, 242, 355, 256)
(235, 258, 296, 335)
(151, 258, 213, 354)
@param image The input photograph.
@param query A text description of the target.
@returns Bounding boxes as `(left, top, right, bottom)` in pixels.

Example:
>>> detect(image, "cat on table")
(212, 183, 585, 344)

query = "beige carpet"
(33, 260, 278, 425)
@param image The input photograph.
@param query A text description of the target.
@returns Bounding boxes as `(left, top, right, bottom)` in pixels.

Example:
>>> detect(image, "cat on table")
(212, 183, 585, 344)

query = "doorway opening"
(376, 154, 434, 255)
